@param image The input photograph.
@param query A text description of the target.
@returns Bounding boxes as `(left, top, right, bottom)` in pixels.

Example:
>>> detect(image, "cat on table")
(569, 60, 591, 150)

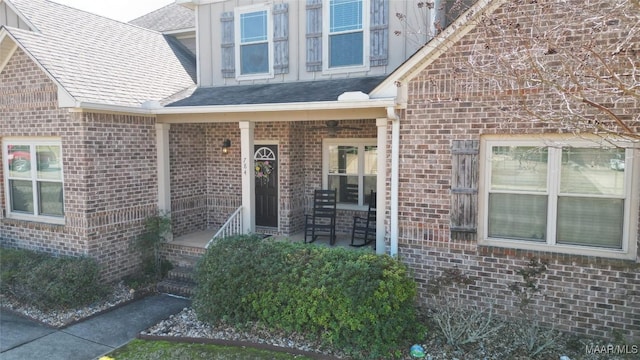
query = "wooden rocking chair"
(350, 190, 376, 247)
(304, 189, 337, 245)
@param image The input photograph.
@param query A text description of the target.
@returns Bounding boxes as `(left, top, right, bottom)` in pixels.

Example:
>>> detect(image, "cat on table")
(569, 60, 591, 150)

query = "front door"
(254, 145, 278, 227)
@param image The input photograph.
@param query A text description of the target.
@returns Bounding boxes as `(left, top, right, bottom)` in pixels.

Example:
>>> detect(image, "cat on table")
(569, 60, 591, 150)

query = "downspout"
(387, 107, 400, 257)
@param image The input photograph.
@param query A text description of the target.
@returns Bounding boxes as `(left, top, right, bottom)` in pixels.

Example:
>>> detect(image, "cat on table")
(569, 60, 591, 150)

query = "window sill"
(5, 213, 66, 226)
(235, 72, 274, 82)
(322, 64, 369, 76)
(479, 237, 636, 260)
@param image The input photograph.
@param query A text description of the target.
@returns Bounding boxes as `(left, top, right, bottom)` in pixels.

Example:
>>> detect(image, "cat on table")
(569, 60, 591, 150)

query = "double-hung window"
(235, 6, 272, 78)
(481, 137, 637, 259)
(324, 0, 369, 71)
(3, 139, 64, 223)
(323, 139, 376, 207)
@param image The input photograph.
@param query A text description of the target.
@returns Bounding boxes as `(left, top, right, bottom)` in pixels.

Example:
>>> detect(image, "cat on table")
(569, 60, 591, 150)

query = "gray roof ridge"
(6, 0, 196, 108)
(129, 3, 177, 24)
(11, 0, 164, 37)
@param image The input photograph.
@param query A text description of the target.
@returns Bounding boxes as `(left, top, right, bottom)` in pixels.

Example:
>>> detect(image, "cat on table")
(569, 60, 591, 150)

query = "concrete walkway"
(0, 294, 190, 360)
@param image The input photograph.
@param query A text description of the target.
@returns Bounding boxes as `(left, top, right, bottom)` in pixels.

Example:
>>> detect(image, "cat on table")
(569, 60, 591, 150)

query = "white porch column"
(156, 123, 171, 214)
(239, 121, 255, 233)
(376, 118, 388, 255)
(387, 107, 400, 257)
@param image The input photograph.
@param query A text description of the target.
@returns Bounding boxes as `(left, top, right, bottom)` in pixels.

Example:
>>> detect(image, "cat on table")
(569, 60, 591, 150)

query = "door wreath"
(255, 160, 273, 184)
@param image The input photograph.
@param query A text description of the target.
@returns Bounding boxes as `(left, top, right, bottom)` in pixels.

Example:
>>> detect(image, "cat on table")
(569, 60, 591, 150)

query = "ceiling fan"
(311, 120, 361, 136)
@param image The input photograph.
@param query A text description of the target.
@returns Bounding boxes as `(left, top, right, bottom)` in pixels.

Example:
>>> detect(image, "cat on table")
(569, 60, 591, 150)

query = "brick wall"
(0, 48, 158, 281)
(168, 119, 377, 237)
(397, 0, 640, 339)
(0, 48, 88, 257)
(78, 112, 158, 281)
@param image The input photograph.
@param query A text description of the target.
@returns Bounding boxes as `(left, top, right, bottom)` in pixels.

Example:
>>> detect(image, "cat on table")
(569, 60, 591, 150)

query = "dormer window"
(234, 5, 273, 79)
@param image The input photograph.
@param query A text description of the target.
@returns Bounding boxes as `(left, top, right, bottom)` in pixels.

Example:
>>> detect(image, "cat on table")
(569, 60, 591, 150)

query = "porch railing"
(206, 206, 243, 249)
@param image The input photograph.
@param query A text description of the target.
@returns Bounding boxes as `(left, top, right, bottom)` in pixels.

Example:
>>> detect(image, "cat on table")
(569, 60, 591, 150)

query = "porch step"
(157, 266, 197, 298)
(172, 254, 203, 268)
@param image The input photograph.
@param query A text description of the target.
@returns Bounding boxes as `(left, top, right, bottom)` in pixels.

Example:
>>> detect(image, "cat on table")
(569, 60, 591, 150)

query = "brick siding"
(396, 0, 640, 339)
(168, 119, 378, 237)
(0, 48, 158, 281)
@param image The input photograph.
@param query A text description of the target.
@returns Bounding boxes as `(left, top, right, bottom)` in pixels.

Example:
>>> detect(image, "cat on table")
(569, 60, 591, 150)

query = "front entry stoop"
(157, 265, 197, 298)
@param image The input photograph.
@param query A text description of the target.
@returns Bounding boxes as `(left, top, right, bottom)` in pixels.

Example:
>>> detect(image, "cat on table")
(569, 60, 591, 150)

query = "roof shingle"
(129, 3, 195, 33)
(5, 0, 195, 108)
(167, 77, 387, 107)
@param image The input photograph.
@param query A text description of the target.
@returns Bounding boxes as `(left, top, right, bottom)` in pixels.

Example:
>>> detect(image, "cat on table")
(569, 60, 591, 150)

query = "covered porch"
(153, 77, 403, 261)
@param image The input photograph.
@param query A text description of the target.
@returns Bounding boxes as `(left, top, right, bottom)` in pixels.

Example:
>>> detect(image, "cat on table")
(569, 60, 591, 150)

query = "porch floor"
(171, 229, 374, 250)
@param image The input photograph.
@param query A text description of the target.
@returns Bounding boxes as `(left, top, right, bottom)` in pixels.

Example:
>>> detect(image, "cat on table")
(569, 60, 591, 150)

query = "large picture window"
(323, 139, 376, 207)
(323, 0, 369, 71)
(482, 138, 637, 258)
(3, 139, 64, 223)
(235, 6, 272, 77)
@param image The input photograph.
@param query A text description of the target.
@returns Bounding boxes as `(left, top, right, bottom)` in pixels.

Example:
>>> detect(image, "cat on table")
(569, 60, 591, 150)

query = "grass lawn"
(104, 339, 316, 360)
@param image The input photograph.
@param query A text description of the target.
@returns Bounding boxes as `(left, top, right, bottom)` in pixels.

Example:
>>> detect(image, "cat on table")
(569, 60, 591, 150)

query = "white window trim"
(322, 0, 370, 74)
(478, 136, 639, 260)
(2, 137, 65, 225)
(322, 138, 376, 210)
(234, 4, 274, 80)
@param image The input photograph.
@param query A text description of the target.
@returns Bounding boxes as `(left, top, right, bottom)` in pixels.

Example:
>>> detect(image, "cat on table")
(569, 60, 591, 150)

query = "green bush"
(131, 214, 173, 280)
(194, 235, 422, 359)
(0, 248, 108, 310)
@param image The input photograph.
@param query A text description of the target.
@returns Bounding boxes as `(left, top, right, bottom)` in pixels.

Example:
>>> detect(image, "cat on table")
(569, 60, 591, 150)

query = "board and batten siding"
(219, 4, 289, 78)
(450, 140, 479, 241)
(196, 0, 426, 85)
(0, 2, 31, 30)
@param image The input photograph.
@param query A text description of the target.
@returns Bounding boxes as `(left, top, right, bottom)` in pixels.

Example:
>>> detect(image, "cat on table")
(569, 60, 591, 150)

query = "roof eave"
(69, 101, 155, 115)
(155, 97, 397, 115)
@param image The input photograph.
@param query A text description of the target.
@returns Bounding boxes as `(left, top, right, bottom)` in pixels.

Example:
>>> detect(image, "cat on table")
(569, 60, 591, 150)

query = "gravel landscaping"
(0, 282, 135, 328)
(2, 286, 638, 360)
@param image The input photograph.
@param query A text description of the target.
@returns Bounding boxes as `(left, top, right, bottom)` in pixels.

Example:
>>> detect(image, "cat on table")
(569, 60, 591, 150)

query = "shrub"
(194, 235, 422, 359)
(0, 248, 108, 310)
(427, 268, 503, 347)
(131, 214, 173, 280)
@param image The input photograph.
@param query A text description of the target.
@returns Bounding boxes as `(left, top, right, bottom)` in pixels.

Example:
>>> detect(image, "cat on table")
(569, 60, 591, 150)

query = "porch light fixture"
(222, 139, 231, 154)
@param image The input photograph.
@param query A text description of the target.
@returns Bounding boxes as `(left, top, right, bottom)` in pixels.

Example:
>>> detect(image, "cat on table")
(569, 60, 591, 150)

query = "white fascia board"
(370, 0, 507, 99)
(70, 102, 154, 115)
(154, 98, 397, 115)
(0, 30, 18, 73)
(176, 0, 224, 6)
(163, 28, 196, 36)
(57, 85, 76, 108)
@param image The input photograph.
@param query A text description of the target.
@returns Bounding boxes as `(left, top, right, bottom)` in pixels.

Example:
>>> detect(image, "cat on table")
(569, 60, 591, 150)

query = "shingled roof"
(129, 3, 194, 33)
(168, 76, 387, 107)
(3, 0, 195, 108)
